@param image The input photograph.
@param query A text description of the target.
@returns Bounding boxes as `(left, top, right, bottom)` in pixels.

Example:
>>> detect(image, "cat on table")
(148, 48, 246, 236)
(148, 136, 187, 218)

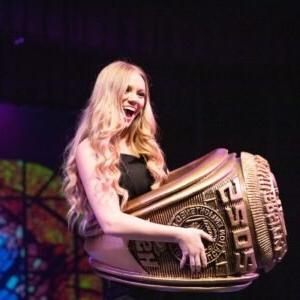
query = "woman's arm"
(76, 139, 214, 273)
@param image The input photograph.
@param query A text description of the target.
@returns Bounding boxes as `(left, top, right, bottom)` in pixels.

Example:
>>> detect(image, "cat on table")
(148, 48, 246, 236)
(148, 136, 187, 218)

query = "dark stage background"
(0, 1, 299, 299)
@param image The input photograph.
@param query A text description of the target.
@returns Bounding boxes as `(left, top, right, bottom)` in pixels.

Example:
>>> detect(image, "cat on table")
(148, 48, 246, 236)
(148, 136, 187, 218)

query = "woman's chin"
(124, 119, 132, 127)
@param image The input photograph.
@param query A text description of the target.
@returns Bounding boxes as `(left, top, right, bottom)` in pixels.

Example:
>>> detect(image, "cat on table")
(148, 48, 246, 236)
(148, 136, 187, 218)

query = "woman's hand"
(177, 227, 214, 274)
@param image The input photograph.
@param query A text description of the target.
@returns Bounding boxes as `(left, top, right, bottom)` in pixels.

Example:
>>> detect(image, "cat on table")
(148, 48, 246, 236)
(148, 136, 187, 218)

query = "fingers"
(200, 245, 207, 268)
(181, 253, 202, 273)
(195, 255, 201, 273)
(189, 255, 196, 273)
(187, 244, 207, 273)
(179, 228, 213, 273)
(190, 254, 204, 273)
(199, 230, 215, 242)
(180, 253, 187, 269)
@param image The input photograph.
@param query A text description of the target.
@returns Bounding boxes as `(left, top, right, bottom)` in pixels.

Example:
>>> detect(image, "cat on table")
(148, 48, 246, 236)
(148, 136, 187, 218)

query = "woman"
(62, 61, 213, 299)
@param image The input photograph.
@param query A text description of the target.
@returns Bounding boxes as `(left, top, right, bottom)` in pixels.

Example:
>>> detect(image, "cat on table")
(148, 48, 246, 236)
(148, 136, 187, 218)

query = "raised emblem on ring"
(169, 205, 227, 264)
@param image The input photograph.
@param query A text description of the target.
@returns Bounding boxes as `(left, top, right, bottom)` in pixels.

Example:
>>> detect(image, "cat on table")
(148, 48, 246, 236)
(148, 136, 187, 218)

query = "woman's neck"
(119, 138, 139, 157)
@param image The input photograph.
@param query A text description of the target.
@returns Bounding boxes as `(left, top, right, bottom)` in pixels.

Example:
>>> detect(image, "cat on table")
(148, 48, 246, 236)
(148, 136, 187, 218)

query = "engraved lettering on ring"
(169, 205, 227, 264)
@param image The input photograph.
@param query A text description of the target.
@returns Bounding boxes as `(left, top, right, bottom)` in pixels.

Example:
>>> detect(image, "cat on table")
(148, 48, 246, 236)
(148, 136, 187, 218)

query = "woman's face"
(122, 72, 146, 127)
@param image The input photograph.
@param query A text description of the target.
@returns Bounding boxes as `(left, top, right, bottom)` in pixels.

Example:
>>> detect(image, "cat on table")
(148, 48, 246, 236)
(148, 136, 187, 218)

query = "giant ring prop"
(84, 149, 287, 292)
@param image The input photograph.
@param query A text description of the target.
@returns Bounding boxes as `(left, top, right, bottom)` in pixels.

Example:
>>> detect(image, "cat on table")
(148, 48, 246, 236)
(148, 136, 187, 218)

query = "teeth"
(124, 107, 136, 112)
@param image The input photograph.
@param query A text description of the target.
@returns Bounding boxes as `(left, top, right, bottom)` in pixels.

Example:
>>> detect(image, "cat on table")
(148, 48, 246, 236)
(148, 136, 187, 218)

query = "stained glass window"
(0, 160, 102, 300)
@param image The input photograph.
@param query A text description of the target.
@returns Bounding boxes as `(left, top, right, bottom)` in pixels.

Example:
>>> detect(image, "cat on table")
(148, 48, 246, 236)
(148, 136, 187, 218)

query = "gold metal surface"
(90, 258, 259, 285)
(85, 149, 287, 292)
(91, 258, 259, 292)
(95, 272, 255, 293)
(125, 148, 229, 214)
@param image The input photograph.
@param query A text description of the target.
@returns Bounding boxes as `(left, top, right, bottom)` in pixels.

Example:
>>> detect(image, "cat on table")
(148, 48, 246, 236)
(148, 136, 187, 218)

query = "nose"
(127, 98, 143, 108)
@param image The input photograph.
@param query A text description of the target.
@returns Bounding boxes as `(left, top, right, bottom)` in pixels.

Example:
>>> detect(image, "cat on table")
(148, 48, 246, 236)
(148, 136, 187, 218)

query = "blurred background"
(0, 1, 299, 299)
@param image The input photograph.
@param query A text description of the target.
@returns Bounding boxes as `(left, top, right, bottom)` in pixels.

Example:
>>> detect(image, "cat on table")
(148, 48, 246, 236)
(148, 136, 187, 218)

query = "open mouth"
(123, 107, 137, 119)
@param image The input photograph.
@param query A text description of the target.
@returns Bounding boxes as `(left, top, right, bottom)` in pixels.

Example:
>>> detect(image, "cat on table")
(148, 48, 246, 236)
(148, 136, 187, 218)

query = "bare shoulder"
(77, 138, 93, 155)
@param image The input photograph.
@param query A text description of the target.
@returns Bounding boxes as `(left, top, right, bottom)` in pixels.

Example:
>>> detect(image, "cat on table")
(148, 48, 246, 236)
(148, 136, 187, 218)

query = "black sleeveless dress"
(102, 154, 168, 300)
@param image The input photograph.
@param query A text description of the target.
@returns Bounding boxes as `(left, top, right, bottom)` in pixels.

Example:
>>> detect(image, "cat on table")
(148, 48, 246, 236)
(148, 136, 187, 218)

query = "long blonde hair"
(62, 61, 167, 233)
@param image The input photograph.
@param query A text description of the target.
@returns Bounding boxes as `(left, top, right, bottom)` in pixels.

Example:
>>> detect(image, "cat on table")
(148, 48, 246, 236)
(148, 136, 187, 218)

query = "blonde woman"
(63, 61, 213, 300)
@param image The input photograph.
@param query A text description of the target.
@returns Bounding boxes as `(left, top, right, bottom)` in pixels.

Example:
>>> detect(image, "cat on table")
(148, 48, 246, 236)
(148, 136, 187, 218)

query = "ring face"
(168, 205, 227, 264)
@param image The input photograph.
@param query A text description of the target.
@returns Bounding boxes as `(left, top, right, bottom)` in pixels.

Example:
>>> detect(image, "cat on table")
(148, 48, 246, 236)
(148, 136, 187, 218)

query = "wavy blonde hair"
(62, 61, 167, 233)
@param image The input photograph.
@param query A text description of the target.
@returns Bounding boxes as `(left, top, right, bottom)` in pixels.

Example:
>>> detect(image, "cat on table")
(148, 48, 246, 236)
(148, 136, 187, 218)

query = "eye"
(138, 91, 145, 97)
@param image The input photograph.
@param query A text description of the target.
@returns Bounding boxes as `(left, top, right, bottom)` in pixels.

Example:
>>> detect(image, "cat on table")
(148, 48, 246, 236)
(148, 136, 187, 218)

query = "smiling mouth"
(123, 108, 137, 119)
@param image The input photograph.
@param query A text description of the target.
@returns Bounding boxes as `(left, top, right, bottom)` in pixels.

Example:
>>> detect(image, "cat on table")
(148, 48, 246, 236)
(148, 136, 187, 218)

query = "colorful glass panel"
(0, 160, 102, 299)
